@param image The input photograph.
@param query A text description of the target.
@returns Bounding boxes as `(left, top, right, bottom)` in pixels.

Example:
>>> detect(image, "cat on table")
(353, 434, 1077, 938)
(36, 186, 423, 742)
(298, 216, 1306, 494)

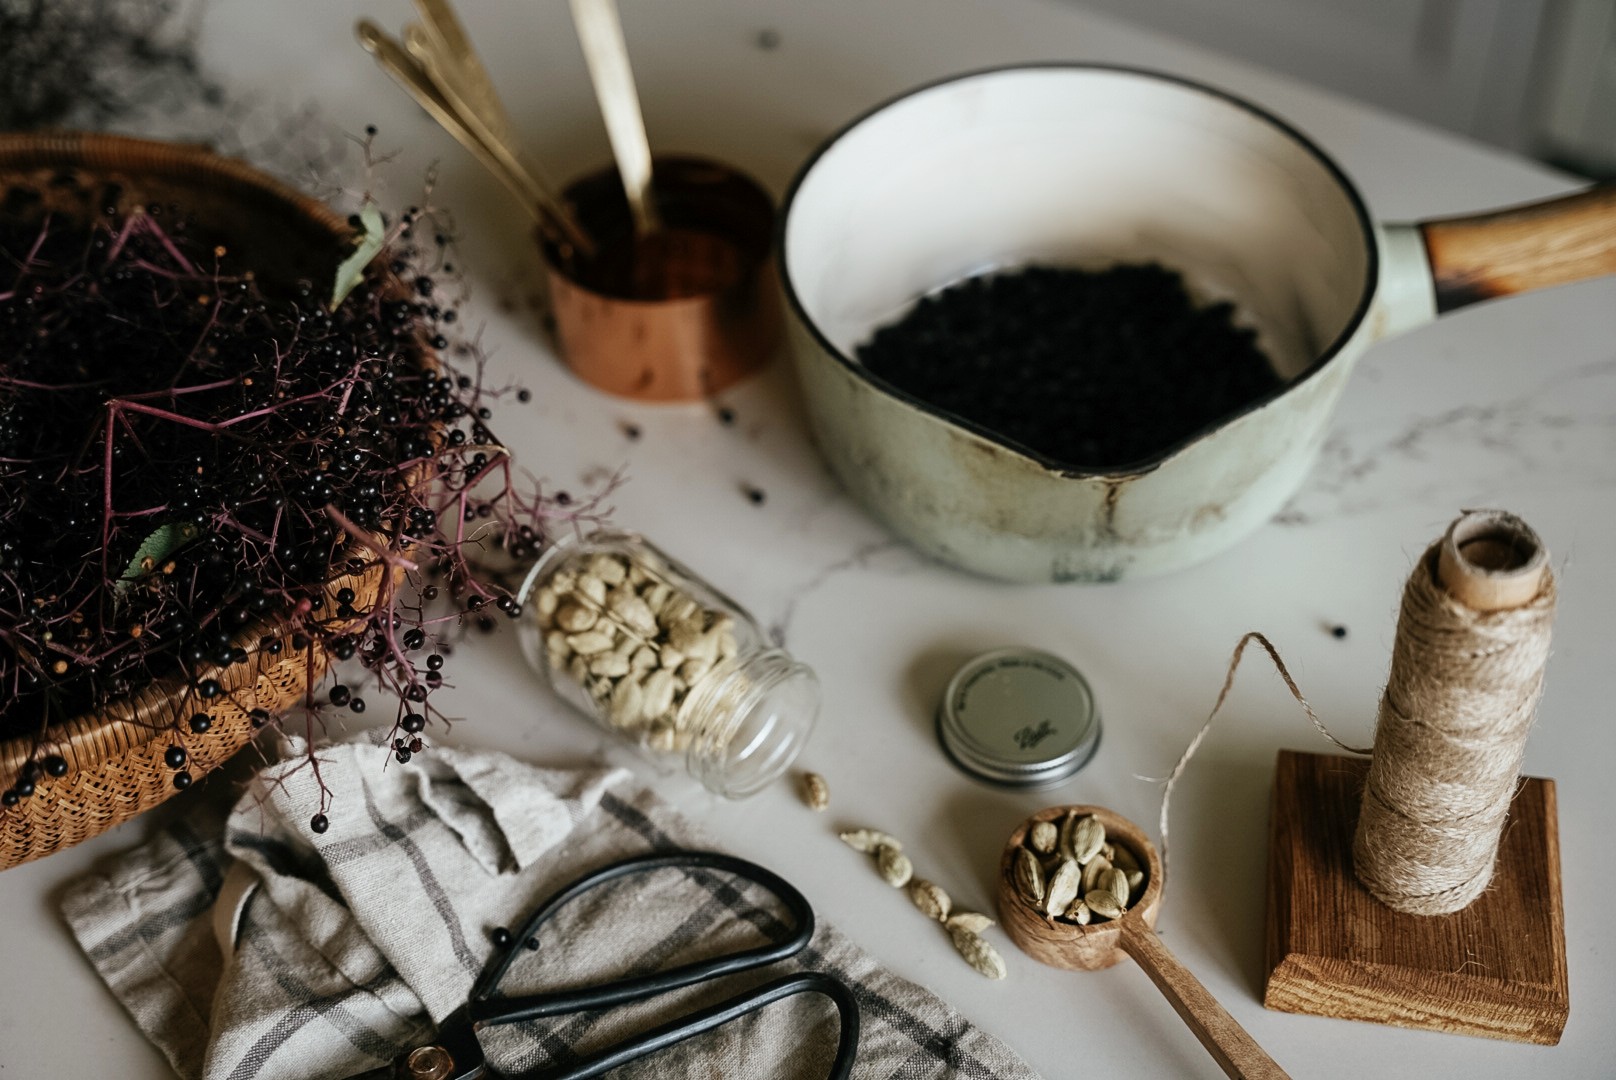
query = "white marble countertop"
(2, 1, 1614, 1077)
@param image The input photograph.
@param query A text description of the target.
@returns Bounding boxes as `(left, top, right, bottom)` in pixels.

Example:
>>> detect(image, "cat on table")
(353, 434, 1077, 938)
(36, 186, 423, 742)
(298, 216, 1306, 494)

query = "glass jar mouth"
(684, 649, 820, 799)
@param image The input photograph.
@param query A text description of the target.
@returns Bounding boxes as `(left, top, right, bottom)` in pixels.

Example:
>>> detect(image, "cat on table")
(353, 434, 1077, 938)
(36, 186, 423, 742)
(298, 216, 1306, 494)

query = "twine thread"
(1155, 631, 1371, 895)
(1352, 542, 1556, 915)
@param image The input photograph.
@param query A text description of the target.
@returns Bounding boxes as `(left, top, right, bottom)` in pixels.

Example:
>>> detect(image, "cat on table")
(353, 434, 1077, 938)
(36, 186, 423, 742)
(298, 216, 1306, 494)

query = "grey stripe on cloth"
(62, 735, 1042, 1080)
(360, 783, 481, 975)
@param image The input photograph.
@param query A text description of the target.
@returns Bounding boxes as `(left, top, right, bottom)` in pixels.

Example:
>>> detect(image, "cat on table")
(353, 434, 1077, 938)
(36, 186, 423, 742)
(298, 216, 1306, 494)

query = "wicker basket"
(0, 133, 411, 869)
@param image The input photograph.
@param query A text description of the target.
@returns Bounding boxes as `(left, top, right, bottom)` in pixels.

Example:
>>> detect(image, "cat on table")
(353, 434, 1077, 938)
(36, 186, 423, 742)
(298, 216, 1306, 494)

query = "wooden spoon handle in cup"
(569, 0, 662, 236)
(1119, 923, 1291, 1080)
(1421, 182, 1616, 313)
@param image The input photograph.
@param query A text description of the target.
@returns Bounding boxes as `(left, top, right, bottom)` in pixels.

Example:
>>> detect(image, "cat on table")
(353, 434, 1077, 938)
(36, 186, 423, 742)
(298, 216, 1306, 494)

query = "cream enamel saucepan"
(779, 66, 1616, 581)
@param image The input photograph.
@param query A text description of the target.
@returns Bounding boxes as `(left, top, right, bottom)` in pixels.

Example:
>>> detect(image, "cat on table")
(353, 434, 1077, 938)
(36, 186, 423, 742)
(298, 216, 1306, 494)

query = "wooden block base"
(1264, 750, 1569, 1045)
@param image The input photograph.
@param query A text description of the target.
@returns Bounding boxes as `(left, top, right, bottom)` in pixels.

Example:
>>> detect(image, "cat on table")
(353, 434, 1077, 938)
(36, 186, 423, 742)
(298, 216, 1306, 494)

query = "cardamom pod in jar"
(516, 530, 820, 797)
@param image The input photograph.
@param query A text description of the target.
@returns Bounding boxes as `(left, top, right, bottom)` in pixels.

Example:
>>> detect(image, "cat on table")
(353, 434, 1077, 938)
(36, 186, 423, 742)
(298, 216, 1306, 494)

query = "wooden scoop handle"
(1120, 923, 1291, 1080)
(1421, 182, 1616, 313)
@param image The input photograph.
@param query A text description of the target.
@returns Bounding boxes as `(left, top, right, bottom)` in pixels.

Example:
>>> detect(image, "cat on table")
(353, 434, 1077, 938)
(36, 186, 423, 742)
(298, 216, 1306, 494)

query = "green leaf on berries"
(116, 522, 200, 594)
(329, 200, 386, 312)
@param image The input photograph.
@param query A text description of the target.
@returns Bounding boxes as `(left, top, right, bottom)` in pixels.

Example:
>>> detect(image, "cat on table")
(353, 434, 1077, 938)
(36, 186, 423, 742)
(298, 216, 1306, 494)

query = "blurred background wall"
(1066, 0, 1616, 177)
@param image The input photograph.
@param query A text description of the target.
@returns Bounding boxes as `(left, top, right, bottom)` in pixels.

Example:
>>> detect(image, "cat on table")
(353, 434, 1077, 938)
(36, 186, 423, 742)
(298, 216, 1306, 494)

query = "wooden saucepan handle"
(1119, 923, 1292, 1080)
(1420, 182, 1616, 313)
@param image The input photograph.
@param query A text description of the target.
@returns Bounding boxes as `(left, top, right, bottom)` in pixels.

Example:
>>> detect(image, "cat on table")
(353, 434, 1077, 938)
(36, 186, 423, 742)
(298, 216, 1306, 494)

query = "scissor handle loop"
(527, 970, 859, 1080)
(469, 851, 815, 1023)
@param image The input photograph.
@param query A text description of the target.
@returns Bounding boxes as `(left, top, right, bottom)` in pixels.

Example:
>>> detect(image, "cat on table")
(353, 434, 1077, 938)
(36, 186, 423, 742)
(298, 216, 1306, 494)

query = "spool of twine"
(1352, 510, 1556, 915)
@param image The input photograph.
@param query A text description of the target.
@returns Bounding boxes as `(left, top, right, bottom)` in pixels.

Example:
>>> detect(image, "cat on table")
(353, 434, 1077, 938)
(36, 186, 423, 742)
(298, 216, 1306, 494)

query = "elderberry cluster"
(0, 177, 588, 810)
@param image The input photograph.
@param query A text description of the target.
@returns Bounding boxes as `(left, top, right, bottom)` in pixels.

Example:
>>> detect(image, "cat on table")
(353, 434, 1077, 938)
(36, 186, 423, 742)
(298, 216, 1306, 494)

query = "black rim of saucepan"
(775, 62, 1380, 479)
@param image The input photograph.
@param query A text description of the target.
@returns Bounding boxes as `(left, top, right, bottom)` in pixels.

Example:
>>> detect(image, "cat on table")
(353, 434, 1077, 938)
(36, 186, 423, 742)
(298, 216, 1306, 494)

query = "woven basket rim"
(0, 131, 409, 785)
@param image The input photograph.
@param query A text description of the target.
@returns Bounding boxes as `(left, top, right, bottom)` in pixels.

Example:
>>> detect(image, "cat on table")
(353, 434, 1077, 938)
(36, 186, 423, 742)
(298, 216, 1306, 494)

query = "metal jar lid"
(936, 648, 1101, 787)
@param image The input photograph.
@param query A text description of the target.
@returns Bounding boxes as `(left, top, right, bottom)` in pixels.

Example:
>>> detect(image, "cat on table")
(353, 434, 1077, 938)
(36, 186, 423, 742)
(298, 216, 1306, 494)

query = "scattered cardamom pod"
(800, 771, 830, 812)
(949, 928, 1007, 980)
(909, 878, 952, 921)
(877, 843, 914, 888)
(838, 826, 1004, 979)
(839, 828, 902, 854)
(1069, 899, 1091, 925)
(945, 911, 995, 934)
(1013, 847, 1044, 905)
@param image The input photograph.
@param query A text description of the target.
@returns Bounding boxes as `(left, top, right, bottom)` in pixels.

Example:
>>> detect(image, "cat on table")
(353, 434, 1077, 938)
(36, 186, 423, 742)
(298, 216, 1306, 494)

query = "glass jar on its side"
(516, 530, 819, 798)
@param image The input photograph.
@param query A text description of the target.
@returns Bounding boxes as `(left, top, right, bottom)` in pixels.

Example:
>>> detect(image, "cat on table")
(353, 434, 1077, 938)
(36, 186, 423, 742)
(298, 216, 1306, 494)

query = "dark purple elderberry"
(310, 813, 330, 834)
(0, 204, 573, 814)
(164, 745, 188, 768)
(172, 771, 193, 790)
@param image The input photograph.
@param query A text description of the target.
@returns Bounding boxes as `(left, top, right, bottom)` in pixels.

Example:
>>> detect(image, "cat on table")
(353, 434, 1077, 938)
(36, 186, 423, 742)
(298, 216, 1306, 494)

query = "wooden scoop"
(997, 805, 1290, 1080)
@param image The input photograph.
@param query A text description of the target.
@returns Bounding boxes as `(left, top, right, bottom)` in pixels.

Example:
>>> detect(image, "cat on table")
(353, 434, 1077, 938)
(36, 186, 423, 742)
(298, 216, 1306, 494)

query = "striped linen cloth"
(62, 737, 1040, 1079)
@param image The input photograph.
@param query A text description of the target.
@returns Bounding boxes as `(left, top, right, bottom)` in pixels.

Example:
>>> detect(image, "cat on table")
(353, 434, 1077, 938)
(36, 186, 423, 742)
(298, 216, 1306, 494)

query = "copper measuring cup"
(538, 155, 783, 401)
(997, 805, 1290, 1080)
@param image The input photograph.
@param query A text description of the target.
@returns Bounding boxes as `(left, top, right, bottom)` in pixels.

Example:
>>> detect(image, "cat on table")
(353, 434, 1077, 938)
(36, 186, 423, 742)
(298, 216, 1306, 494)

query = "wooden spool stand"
(1263, 512, 1569, 1044)
(1264, 751, 1567, 1044)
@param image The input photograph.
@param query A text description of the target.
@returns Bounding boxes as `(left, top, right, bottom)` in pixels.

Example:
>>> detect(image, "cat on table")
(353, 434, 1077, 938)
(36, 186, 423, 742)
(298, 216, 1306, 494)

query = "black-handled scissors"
(348, 851, 859, 1079)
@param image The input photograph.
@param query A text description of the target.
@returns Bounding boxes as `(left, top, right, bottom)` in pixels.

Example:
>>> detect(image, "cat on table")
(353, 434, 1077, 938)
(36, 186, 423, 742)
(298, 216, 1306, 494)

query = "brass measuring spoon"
(998, 805, 1291, 1080)
(410, 0, 513, 140)
(355, 18, 594, 257)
